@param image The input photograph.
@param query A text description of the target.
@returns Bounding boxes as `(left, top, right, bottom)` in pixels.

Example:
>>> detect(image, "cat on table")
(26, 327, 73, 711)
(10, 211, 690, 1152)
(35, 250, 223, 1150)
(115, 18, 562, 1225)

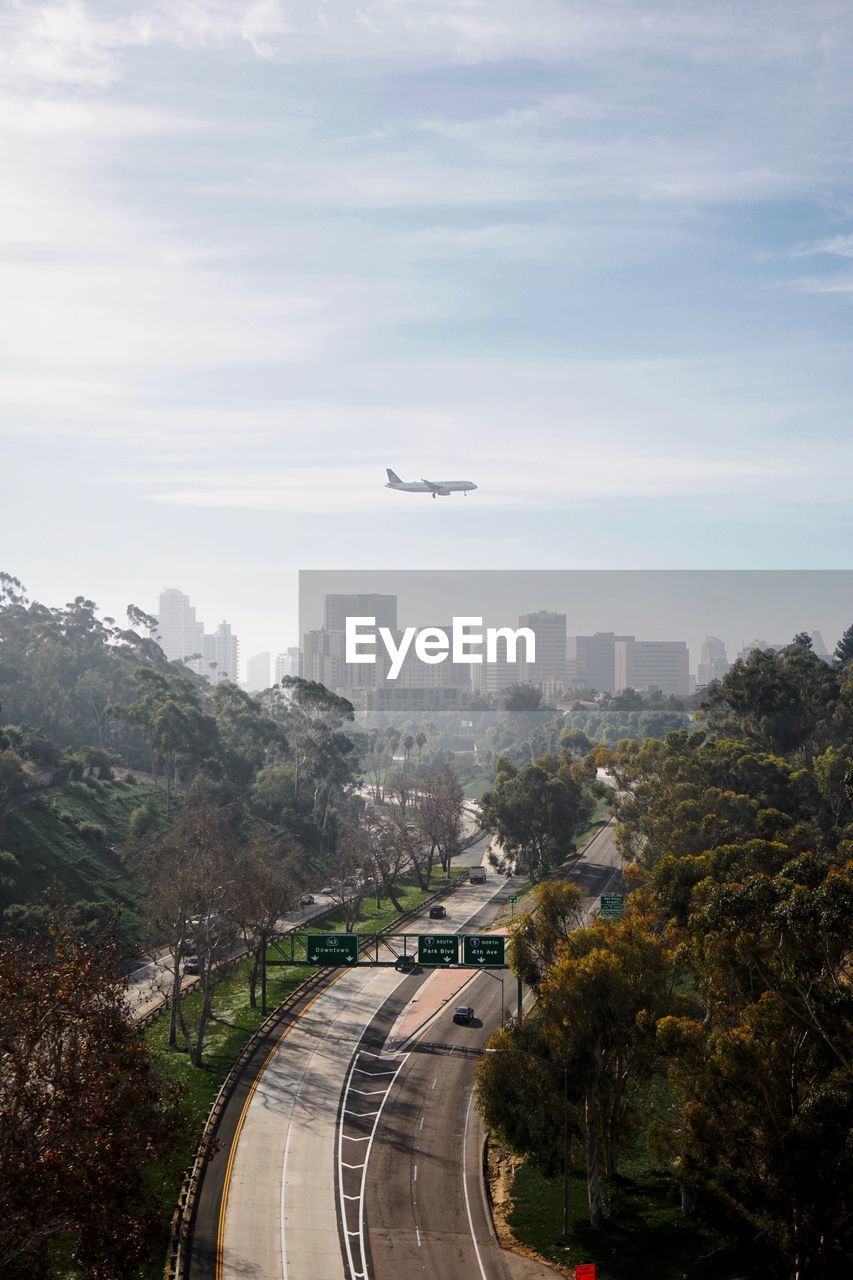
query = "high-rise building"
(246, 651, 271, 692)
(206, 621, 239, 684)
(323, 594, 397, 632)
(156, 588, 204, 664)
(737, 639, 784, 662)
(517, 611, 567, 687)
(697, 636, 729, 688)
(275, 648, 300, 683)
(614, 639, 689, 696)
(575, 632, 631, 693)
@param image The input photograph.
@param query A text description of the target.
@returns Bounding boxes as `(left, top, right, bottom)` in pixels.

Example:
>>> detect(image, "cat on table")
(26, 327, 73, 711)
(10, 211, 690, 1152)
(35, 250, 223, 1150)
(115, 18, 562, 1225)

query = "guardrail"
(162, 867, 475, 1279)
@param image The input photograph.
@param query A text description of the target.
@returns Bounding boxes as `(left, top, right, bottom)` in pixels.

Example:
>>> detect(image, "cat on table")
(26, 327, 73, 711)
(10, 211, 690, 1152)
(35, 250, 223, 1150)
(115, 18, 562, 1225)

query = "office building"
(697, 636, 729, 688)
(614, 638, 689, 696)
(275, 648, 300, 682)
(323, 594, 397, 632)
(518, 611, 567, 687)
(156, 588, 204, 664)
(246, 652, 271, 692)
(575, 632, 632, 694)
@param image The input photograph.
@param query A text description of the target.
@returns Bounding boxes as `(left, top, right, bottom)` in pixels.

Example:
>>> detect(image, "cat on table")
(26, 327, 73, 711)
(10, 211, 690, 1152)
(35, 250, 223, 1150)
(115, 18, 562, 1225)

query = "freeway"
(361, 820, 621, 1280)
(186, 821, 621, 1280)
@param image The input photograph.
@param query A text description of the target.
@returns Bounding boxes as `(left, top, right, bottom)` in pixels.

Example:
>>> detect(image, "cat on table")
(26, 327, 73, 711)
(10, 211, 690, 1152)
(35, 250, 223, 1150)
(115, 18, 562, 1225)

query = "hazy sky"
(2, 2, 852, 666)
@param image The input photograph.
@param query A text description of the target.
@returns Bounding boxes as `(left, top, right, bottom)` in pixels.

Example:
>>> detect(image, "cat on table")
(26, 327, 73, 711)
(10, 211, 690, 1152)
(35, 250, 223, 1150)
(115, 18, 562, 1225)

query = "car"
(300, 894, 315, 906)
(343, 875, 357, 887)
(183, 955, 202, 975)
(320, 885, 334, 895)
(428, 904, 446, 919)
(395, 954, 417, 972)
(180, 936, 197, 956)
(452, 1005, 474, 1025)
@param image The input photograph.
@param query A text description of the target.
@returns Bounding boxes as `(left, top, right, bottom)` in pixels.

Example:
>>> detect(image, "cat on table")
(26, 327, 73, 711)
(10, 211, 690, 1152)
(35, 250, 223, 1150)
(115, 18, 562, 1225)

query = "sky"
(2, 1, 853, 668)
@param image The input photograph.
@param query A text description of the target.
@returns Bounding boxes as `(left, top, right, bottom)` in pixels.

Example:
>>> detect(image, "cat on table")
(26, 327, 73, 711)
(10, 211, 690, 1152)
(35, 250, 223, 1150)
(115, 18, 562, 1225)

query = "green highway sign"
(417, 934, 459, 966)
(462, 935, 506, 966)
(307, 934, 360, 965)
(506, 894, 518, 903)
(599, 895, 625, 918)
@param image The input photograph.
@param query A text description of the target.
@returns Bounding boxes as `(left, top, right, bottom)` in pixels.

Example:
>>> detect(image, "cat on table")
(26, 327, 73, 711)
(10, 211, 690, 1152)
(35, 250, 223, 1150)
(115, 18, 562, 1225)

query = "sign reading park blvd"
(462, 935, 506, 966)
(307, 934, 360, 965)
(417, 934, 459, 966)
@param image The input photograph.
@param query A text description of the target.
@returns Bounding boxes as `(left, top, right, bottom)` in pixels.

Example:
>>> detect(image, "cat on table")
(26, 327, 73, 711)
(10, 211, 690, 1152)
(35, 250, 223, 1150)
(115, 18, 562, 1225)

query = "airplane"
(385, 468, 478, 498)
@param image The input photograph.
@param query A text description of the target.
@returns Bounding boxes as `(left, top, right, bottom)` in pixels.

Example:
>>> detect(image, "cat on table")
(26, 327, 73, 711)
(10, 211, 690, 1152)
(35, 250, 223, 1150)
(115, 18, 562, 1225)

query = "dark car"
(429, 904, 446, 919)
(183, 955, 202, 976)
(452, 1005, 474, 1025)
(395, 954, 417, 972)
(300, 894, 315, 906)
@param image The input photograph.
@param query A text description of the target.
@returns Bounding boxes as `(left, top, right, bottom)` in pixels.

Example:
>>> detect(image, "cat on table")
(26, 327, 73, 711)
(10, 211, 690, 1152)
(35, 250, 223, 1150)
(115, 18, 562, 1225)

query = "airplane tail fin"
(386, 468, 402, 484)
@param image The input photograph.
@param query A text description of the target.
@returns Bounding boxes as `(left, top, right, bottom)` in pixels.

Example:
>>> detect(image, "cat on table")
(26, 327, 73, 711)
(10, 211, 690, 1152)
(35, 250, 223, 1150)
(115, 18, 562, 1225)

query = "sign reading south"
(417, 934, 459, 966)
(307, 934, 360, 966)
(462, 935, 507, 967)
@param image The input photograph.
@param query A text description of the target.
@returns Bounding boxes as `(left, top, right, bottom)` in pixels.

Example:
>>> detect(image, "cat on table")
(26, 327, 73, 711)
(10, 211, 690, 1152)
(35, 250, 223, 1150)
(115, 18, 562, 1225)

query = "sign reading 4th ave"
(462, 935, 507, 966)
(417, 934, 459, 966)
(307, 934, 360, 965)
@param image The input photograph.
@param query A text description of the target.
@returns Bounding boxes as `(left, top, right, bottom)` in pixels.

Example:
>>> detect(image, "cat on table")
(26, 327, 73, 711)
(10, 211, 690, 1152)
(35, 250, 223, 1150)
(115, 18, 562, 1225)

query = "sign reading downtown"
(307, 934, 360, 965)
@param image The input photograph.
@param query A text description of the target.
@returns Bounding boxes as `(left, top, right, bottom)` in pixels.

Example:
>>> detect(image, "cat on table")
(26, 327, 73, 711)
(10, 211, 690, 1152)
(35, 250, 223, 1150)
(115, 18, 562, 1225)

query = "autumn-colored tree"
(0, 920, 183, 1280)
(659, 856, 853, 1279)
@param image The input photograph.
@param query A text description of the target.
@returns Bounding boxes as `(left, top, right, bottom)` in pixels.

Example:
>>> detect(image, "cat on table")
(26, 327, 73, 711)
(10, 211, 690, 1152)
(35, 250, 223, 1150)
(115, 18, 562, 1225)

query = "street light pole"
(562, 1062, 569, 1238)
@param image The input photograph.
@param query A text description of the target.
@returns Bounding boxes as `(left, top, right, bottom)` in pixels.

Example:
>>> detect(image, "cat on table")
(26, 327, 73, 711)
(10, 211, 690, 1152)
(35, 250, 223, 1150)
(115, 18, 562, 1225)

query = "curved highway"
(186, 821, 621, 1280)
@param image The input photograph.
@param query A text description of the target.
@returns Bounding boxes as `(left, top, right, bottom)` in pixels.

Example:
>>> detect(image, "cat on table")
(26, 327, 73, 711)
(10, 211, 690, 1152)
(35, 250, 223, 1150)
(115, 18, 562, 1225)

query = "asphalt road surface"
(362, 820, 621, 1280)
(186, 821, 621, 1280)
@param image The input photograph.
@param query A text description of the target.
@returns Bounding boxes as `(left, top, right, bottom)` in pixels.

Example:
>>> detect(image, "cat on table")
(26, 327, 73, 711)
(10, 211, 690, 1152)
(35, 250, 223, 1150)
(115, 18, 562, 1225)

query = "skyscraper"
(517, 611, 567, 687)
(614, 639, 689, 696)
(156, 588, 204, 664)
(246, 652, 271, 692)
(697, 636, 729, 687)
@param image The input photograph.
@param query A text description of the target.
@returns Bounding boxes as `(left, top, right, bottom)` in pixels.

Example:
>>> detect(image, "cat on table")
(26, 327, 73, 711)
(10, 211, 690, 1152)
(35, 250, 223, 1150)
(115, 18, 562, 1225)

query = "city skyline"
(3, 3, 853, 649)
(128, 572, 853, 688)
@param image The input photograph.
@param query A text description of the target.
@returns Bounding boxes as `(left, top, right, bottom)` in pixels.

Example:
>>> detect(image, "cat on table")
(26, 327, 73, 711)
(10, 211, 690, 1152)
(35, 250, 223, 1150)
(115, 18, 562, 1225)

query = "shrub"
(76, 821, 106, 843)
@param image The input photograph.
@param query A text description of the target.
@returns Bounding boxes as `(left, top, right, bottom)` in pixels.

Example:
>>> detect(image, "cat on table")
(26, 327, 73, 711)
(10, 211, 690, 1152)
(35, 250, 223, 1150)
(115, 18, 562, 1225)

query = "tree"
(834, 622, 853, 668)
(417, 762, 465, 874)
(0, 919, 183, 1279)
(508, 879, 585, 987)
(228, 837, 299, 1007)
(480, 753, 594, 879)
(659, 856, 853, 1278)
(127, 799, 237, 1062)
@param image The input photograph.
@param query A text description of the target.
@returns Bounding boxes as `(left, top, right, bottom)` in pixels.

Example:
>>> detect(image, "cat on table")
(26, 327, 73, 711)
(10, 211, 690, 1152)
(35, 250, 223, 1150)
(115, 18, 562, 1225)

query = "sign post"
(417, 934, 459, 966)
(506, 893, 518, 918)
(306, 934, 360, 966)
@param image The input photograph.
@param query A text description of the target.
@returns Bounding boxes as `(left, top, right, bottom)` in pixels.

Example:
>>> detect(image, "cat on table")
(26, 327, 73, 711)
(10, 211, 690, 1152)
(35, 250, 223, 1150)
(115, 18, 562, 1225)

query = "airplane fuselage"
(385, 469, 477, 497)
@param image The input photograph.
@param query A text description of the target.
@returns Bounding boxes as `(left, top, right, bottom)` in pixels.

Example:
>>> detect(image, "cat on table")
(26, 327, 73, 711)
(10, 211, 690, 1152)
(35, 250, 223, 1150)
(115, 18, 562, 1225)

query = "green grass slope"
(0, 777, 160, 944)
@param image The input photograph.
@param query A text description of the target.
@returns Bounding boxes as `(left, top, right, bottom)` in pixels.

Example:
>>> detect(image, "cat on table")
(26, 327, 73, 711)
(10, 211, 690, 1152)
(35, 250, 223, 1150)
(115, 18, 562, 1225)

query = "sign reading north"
(307, 934, 360, 965)
(462, 935, 506, 966)
(417, 934, 459, 966)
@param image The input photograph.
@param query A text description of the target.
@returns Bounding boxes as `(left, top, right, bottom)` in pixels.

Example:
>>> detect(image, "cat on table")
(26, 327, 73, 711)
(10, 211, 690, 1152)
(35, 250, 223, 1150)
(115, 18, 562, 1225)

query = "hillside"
(0, 777, 161, 947)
